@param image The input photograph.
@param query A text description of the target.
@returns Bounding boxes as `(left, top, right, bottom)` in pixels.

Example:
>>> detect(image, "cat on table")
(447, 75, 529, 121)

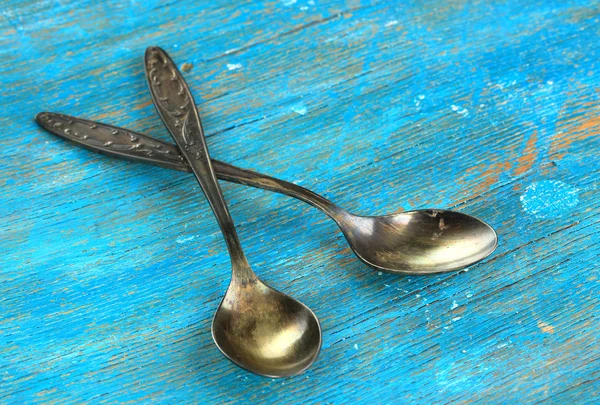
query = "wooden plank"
(1, 0, 599, 403)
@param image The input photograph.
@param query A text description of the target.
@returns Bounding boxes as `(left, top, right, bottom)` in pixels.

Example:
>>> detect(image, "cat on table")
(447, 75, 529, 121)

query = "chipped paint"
(514, 130, 538, 176)
(176, 235, 196, 244)
(538, 321, 555, 334)
(291, 104, 308, 115)
(451, 104, 469, 117)
(227, 63, 243, 70)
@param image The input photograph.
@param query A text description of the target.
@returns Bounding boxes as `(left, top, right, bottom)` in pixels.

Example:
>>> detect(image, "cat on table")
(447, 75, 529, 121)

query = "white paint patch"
(227, 63, 242, 70)
(308, 0, 315, 4)
(300, 6, 308, 10)
(451, 104, 469, 117)
(49, 171, 86, 187)
(291, 104, 307, 115)
(354, 344, 359, 350)
(176, 235, 196, 244)
(451, 300, 458, 310)
(452, 317, 462, 322)
(520, 180, 579, 219)
(547, 80, 554, 85)
(385, 20, 398, 27)
(281, 0, 297, 5)
(414, 94, 425, 108)
(495, 79, 517, 89)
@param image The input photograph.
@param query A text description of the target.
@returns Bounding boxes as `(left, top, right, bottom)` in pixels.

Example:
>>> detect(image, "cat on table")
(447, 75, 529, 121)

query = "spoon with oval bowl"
(36, 110, 498, 275)
(144, 46, 321, 377)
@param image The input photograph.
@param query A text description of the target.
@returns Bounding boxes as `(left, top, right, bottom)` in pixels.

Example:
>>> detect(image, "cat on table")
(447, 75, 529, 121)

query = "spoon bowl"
(212, 274, 321, 377)
(339, 209, 498, 274)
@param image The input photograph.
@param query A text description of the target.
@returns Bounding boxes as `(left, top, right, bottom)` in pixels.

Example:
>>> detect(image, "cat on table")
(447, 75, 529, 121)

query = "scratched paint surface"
(1, 0, 599, 403)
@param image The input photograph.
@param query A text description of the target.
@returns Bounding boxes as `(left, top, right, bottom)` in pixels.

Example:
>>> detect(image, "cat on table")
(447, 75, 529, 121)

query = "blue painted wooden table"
(1, 0, 599, 403)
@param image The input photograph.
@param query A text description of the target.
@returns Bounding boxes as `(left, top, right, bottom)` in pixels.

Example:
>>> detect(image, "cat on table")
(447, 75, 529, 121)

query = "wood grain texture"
(1, 0, 599, 403)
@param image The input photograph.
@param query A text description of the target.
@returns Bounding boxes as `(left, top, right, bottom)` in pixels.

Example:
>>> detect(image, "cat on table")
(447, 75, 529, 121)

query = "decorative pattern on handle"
(145, 47, 206, 163)
(38, 111, 344, 220)
(145, 46, 251, 268)
(36, 112, 186, 167)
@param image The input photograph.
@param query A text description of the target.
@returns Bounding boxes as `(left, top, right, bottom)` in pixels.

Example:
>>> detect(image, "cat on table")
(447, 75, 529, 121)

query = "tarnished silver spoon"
(144, 46, 321, 377)
(36, 110, 497, 275)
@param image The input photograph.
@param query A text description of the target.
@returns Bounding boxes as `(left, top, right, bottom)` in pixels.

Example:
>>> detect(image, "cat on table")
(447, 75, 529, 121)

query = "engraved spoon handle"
(144, 46, 248, 269)
(36, 112, 344, 221)
(35, 112, 190, 172)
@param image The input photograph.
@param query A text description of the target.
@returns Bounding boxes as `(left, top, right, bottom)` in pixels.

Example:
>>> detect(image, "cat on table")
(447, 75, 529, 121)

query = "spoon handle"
(144, 46, 248, 269)
(35, 112, 190, 172)
(36, 112, 344, 221)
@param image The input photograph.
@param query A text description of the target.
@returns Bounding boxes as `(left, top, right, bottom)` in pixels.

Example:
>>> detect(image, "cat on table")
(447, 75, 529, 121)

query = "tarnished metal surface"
(37, 112, 497, 274)
(145, 46, 321, 377)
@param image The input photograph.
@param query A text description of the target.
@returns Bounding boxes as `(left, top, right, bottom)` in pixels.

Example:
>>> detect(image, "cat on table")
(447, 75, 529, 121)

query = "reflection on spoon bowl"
(339, 209, 498, 274)
(212, 276, 322, 377)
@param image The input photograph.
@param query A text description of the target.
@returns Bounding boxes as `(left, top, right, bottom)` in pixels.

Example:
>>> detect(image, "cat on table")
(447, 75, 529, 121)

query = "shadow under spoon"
(143, 46, 321, 377)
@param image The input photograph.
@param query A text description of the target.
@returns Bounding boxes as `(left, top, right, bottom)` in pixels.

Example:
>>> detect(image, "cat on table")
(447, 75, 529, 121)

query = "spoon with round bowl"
(36, 109, 498, 275)
(36, 110, 497, 275)
(37, 93, 496, 275)
(144, 46, 321, 377)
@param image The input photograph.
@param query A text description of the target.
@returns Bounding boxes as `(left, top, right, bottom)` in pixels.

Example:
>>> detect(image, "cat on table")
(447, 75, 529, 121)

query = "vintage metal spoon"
(36, 111, 498, 275)
(144, 46, 321, 377)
